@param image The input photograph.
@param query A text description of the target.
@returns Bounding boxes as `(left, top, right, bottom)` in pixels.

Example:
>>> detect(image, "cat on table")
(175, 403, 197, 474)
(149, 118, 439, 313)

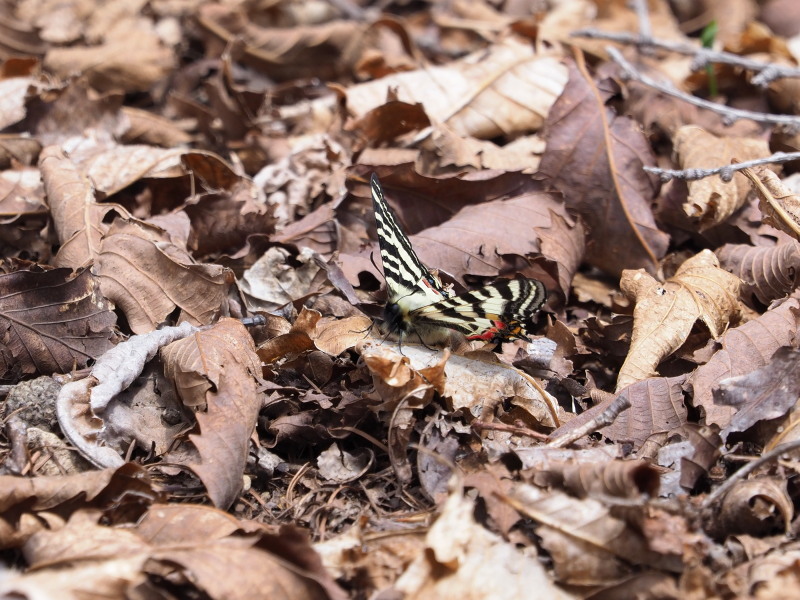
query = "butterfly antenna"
(369, 250, 386, 284)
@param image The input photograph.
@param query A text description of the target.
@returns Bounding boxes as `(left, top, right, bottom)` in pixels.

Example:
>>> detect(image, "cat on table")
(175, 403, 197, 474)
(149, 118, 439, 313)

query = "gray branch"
(573, 29, 800, 85)
(645, 151, 800, 182)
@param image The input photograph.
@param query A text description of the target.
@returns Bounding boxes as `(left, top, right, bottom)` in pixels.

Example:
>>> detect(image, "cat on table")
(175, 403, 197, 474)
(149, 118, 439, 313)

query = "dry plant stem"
(471, 420, 550, 441)
(607, 46, 800, 128)
(702, 438, 800, 509)
(546, 392, 631, 448)
(573, 29, 800, 86)
(645, 152, 800, 182)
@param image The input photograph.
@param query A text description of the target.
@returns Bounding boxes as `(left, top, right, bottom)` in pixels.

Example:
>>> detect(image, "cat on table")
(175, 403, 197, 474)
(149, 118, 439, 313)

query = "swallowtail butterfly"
(370, 173, 546, 347)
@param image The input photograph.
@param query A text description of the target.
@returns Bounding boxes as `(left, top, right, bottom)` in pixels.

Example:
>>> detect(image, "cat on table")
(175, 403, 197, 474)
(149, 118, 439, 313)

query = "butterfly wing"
(371, 173, 448, 304)
(408, 278, 546, 342)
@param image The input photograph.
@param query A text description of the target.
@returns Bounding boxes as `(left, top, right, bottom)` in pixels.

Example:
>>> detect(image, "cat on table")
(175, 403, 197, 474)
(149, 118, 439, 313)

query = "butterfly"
(370, 173, 546, 347)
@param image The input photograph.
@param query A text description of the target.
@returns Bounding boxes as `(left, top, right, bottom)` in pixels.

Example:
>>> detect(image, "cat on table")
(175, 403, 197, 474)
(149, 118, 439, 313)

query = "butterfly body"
(370, 173, 545, 347)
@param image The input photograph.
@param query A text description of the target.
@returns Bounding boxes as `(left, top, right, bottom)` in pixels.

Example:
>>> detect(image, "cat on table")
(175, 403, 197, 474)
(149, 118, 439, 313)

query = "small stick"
(702, 438, 800, 509)
(546, 392, 631, 448)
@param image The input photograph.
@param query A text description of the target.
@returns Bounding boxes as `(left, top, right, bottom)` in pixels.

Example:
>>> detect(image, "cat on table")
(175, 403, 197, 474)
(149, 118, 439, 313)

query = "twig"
(701, 438, 800, 509)
(631, 0, 652, 44)
(607, 46, 800, 128)
(546, 392, 631, 448)
(471, 420, 550, 441)
(572, 29, 800, 86)
(645, 151, 800, 182)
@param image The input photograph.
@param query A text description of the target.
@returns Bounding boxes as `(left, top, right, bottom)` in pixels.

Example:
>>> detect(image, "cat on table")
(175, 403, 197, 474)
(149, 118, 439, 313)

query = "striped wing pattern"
(370, 173, 448, 304)
(370, 173, 546, 344)
(411, 278, 546, 342)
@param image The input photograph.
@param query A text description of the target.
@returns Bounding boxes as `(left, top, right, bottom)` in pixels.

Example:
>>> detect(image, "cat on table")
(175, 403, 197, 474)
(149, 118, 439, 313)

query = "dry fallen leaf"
(161, 318, 263, 509)
(617, 250, 742, 391)
(674, 126, 771, 230)
(689, 297, 800, 428)
(539, 55, 669, 276)
(346, 37, 568, 140)
(393, 489, 573, 600)
(740, 164, 800, 240)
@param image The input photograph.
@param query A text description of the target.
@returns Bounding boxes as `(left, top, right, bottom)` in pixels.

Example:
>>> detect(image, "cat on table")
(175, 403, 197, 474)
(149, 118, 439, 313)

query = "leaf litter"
(4, 1, 800, 598)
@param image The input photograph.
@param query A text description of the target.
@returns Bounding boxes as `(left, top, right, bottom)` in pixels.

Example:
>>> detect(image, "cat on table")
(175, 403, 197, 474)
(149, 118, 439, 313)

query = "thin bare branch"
(546, 392, 631, 448)
(645, 151, 800, 182)
(607, 46, 800, 128)
(572, 29, 800, 85)
(702, 439, 800, 509)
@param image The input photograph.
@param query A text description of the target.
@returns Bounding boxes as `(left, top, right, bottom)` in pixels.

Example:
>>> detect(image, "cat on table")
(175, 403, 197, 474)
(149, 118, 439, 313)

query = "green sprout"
(701, 20, 719, 97)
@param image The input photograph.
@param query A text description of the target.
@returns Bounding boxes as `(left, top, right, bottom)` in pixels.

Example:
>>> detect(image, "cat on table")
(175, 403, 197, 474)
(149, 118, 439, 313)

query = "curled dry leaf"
(539, 56, 668, 276)
(240, 247, 321, 313)
(508, 484, 683, 585)
(715, 347, 800, 441)
(56, 321, 200, 468)
(717, 241, 800, 307)
(0, 463, 158, 550)
(198, 5, 368, 82)
(740, 164, 800, 240)
(39, 146, 127, 269)
(617, 250, 742, 391)
(3, 503, 343, 600)
(0, 266, 117, 382)
(533, 458, 660, 499)
(714, 478, 794, 537)
(359, 341, 560, 429)
(549, 376, 688, 450)
(392, 491, 571, 600)
(655, 424, 723, 494)
(94, 218, 232, 334)
(673, 126, 771, 230)
(43, 22, 175, 92)
(689, 297, 800, 428)
(346, 38, 567, 140)
(161, 318, 263, 509)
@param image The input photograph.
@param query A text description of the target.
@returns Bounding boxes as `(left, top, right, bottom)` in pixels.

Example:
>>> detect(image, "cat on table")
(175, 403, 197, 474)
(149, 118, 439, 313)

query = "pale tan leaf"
(617, 250, 742, 391)
(346, 38, 567, 139)
(393, 491, 573, 600)
(39, 146, 127, 269)
(674, 126, 771, 229)
(509, 484, 682, 585)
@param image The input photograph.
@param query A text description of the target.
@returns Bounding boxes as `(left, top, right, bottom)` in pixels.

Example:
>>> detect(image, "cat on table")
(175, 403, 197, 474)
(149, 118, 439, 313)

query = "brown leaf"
(39, 145, 126, 269)
(5, 503, 343, 600)
(673, 127, 771, 230)
(161, 319, 262, 509)
(43, 24, 174, 92)
(714, 478, 793, 537)
(653, 424, 723, 493)
(56, 322, 201, 468)
(617, 250, 742, 391)
(717, 241, 800, 307)
(539, 56, 669, 276)
(715, 347, 800, 441)
(346, 37, 567, 139)
(740, 164, 800, 240)
(94, 218, 232, 334)
(408, 189, 583, 303)
(351, 100, 430, 147)
(198, 6, 368, 82)
(689, 298, 800, 428)
(392, 491, 569, 599)
(508, 484, 682, 585)
(0, 463, 158, 550)
(533, 458, 660, 499)
(0, 266, 117, 381)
